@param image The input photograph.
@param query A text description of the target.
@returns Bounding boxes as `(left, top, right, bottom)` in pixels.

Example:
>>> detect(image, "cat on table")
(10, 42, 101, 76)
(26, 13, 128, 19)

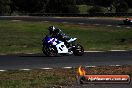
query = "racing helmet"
(48, 26, 56, 34)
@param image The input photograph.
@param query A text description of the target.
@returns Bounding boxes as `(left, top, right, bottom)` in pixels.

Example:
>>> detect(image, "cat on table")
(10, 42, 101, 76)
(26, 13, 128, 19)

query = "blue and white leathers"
(47, 37, 68, 53)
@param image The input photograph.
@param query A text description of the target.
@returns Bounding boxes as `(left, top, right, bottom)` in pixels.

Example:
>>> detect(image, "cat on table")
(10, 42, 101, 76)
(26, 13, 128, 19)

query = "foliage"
(0, 0, 11, 15)
(115, 1, 129, 13)
(11, 0, 47, 13)
(88, 6, 105, 14)
(46, 0, 79, 13)
(0, 0, 132, 15)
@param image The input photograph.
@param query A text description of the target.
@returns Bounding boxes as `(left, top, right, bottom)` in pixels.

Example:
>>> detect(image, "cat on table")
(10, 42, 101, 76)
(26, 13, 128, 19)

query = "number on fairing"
(59, 45, 64, 51)
(56, 42, 68, 53)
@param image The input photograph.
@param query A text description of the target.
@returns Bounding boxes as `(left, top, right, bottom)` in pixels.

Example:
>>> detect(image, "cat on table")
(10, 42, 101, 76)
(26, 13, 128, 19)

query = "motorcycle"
(42, 35, 84, 56)
(123, 18, 132, 25)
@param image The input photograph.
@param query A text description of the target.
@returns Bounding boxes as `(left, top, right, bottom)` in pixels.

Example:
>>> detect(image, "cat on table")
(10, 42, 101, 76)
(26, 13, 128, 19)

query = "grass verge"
(0, 20, 132, 54)
(0, 65, 132, 88)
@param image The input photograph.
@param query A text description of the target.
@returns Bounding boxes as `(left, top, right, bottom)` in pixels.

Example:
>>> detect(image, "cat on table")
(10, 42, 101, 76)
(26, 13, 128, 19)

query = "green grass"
(0, 20, 132, 54)
(0, 65, 132, 88)
(0, 69, 76, 88)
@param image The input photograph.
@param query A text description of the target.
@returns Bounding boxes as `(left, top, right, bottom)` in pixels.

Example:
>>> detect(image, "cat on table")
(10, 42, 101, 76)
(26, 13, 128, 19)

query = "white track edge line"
(63, 67, 72, 69)
(41, 68, 53, 70)
(20, 69, 31, 71)
(84, 51, 105, 52)
(85, 66, 96, 68)
(109, 50, 127, 51)
(0, 65, 125, 71)
(109, 65, 121, 67)
(84, 49, 131, 52)
(0, 70, 7, 72)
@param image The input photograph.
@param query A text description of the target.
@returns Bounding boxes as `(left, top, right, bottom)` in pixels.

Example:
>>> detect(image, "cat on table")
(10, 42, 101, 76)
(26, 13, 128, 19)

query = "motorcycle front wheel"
(42, 45, 58, 56)
(73, 44, 84, 56)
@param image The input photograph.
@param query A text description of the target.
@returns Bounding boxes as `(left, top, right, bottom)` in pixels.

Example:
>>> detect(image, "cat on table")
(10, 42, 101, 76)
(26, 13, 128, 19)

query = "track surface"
(0, 16, 132, 28)
(0, 16, 124, 25)
(0, 51, 132, 70)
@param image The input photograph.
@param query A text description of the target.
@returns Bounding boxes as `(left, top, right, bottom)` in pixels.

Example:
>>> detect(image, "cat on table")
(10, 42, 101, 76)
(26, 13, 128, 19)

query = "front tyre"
(42, 45, 58, 56)
(73, 44, 84, 56)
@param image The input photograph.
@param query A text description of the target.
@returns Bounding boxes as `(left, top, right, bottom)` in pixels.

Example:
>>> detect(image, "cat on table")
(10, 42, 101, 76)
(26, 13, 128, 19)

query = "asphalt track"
(0, 51, 132, 70)
(0, 16, 125, 25)
(0, 16, 132, 28)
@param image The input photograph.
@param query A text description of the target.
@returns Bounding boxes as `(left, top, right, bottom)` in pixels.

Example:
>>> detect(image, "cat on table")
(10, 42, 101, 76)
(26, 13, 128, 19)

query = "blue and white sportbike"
(42, 36, 84, 56)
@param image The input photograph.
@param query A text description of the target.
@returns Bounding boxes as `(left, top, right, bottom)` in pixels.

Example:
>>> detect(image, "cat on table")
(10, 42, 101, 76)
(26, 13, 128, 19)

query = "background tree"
(0, 0, 11, 15)
(126, 0, 132, 8)
(93, 0, 115, 7)
(115, 0, 129, 13)
(11, 0, 47, 14)
(46, 0, 79, 13)
(88, 6, 105, 14)
(76, 0, 85, 5)
(0, 0, 132, 15)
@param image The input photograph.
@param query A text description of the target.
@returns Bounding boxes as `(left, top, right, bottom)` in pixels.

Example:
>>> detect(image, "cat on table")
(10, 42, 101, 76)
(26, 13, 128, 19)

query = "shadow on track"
(18, 53, 69, 57)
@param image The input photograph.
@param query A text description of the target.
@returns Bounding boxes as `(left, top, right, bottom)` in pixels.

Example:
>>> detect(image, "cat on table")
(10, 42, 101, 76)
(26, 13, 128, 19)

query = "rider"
(48, 26, 76, 46)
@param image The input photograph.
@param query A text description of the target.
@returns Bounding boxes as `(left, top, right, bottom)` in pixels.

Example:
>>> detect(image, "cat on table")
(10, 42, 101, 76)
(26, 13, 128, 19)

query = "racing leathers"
(48, 28, 71, 45)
